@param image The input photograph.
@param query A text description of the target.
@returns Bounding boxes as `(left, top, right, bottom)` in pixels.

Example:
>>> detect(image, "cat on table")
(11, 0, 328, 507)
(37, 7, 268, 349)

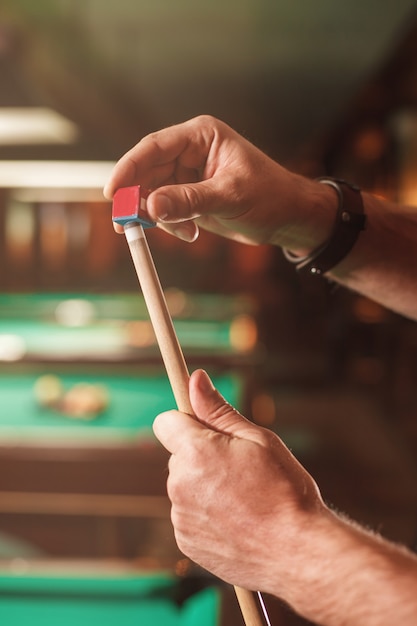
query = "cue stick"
(122, 223, 271, 626)
(112, 185, 271, 626)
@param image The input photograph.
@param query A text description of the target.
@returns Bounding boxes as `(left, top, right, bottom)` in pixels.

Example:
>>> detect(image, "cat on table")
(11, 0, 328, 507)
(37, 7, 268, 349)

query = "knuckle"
(142, 131, 163, 155)
(166, 444, 206, 503)
(182, 184, 202, 214)
(166, 476, 181, 503)
(192, 114, 218, 127)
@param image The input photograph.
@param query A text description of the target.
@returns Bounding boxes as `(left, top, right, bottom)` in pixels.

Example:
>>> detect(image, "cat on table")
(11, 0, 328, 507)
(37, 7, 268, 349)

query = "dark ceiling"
(0, 1, 417, 165)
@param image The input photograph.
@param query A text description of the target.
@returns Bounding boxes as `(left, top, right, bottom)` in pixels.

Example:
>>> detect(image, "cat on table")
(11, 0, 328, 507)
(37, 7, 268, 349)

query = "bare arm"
(153, 370, 417, 626)
(292, 508, 417, 625)
(328, 192, 417, 319)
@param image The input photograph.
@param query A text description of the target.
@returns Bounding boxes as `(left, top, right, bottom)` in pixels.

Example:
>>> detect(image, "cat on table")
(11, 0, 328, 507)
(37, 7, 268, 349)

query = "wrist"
(278, 507, 417, 626)
(271, 175, 338, 253)
(284, 179, 367, 276)
(281, 508, 365, 622)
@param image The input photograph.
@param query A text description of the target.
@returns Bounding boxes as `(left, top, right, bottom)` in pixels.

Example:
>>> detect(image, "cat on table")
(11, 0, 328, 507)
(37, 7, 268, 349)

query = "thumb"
(147, 180, 224, 225)
(153, 409, 206, 455)
(189, 369, 264, 443)
(153, 370, 267, 456)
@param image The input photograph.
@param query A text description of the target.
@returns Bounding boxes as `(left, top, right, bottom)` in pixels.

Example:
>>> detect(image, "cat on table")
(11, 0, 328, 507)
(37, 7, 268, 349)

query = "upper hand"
(104, 115, 308, 246)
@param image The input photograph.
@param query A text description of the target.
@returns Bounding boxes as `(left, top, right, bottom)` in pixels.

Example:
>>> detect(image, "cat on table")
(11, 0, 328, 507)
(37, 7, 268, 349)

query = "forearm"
(330, 193, 417, 320)
(271, 508, 417, 626)
(276, 179, 417, 320)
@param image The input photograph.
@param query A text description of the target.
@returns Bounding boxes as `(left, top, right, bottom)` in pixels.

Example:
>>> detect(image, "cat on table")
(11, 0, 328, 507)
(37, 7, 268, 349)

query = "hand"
(153, 369, 325, 595)
(104, 115, 331, 249)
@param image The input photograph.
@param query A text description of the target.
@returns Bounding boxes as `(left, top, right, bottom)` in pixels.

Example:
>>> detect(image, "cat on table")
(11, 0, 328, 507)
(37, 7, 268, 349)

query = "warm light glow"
(55, 299, 97, 327)
(0, 334, 26, 361)
(251, 392, 276, 427)
(0, 107, 78, 144)
(0, 160, 115, 190)
(229, 314, 258, 352)
(39, 203, 68, 267)
(5, 201, 35, 251)
(13, 188, 109, 203)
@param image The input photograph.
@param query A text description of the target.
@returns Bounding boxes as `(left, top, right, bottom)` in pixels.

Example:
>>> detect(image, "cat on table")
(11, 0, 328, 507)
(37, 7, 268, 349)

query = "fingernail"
(154, 194, 173, 221)
(196, 369, 215, 393)
(172, 223, 199, 243)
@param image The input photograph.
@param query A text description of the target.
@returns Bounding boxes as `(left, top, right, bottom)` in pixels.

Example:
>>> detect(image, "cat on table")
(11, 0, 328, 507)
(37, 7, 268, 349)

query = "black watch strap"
(284, 178, 367, 275)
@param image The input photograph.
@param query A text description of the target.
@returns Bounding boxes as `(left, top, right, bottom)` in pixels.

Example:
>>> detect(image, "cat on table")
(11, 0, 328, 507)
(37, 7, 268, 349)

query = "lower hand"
(153, 369, 326, 594)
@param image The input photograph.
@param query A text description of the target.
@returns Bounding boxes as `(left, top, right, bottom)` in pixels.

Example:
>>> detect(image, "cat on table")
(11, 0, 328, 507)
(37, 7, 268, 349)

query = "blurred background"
(0, 1, 417, 624)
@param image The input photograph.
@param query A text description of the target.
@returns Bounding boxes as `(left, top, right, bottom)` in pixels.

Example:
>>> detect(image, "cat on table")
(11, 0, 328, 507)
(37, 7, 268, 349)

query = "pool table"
(0, 291, 252, 565)
(0, 364, 242, 444)
(0, 562, 221, 626)
(0, 292, 258, 365)
(0, 364, 243, 562)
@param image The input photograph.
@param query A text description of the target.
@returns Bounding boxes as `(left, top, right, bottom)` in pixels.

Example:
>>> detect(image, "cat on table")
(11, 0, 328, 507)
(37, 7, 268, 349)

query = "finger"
(152, 370, 256, 455)
(111, 211, 198, 241)
(103, 155, 138, 200)
(108, 182, 200, 241)
(104, 117, 211, 199)
(189, 370, 265, 443)
(153, 409, 206, 455)
(146, 178, 227, 224)
(156, 220, 200, 243)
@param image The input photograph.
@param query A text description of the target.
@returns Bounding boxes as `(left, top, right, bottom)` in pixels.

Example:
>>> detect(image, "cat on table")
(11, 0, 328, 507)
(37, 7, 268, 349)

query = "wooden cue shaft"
(124, 223, 270, 626)
(124, 223, 192, 413)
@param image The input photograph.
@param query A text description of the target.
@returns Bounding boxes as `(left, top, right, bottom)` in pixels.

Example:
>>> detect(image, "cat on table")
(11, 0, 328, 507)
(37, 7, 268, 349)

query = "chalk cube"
(112, 186, 155, 228)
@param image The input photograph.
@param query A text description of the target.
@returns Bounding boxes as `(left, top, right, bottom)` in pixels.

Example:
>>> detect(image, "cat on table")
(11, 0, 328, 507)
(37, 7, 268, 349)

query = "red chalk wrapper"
(112, 186, 156, 228)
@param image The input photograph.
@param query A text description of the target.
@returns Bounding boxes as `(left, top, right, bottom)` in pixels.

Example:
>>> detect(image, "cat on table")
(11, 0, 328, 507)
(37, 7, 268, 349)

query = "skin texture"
(105, 115, 417, 320)
(105, 116, 417, 624)
(154, 370, 417, 626)
(104, 115, 337, 249)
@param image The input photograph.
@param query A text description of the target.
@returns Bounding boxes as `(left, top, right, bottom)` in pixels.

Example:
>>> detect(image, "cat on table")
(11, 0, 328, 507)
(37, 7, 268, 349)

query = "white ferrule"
(124, 223, 144, 243)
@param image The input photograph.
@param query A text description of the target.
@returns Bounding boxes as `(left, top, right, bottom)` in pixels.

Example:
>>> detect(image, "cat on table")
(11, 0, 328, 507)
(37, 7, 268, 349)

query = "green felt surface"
(0, 571, 220, 625)
(0, 292, 250, 322)
(0, 318, 235, 357)
(0, 293, 245, 442)
(0, 293, 250, 360)
(0, 372, 241, 442)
